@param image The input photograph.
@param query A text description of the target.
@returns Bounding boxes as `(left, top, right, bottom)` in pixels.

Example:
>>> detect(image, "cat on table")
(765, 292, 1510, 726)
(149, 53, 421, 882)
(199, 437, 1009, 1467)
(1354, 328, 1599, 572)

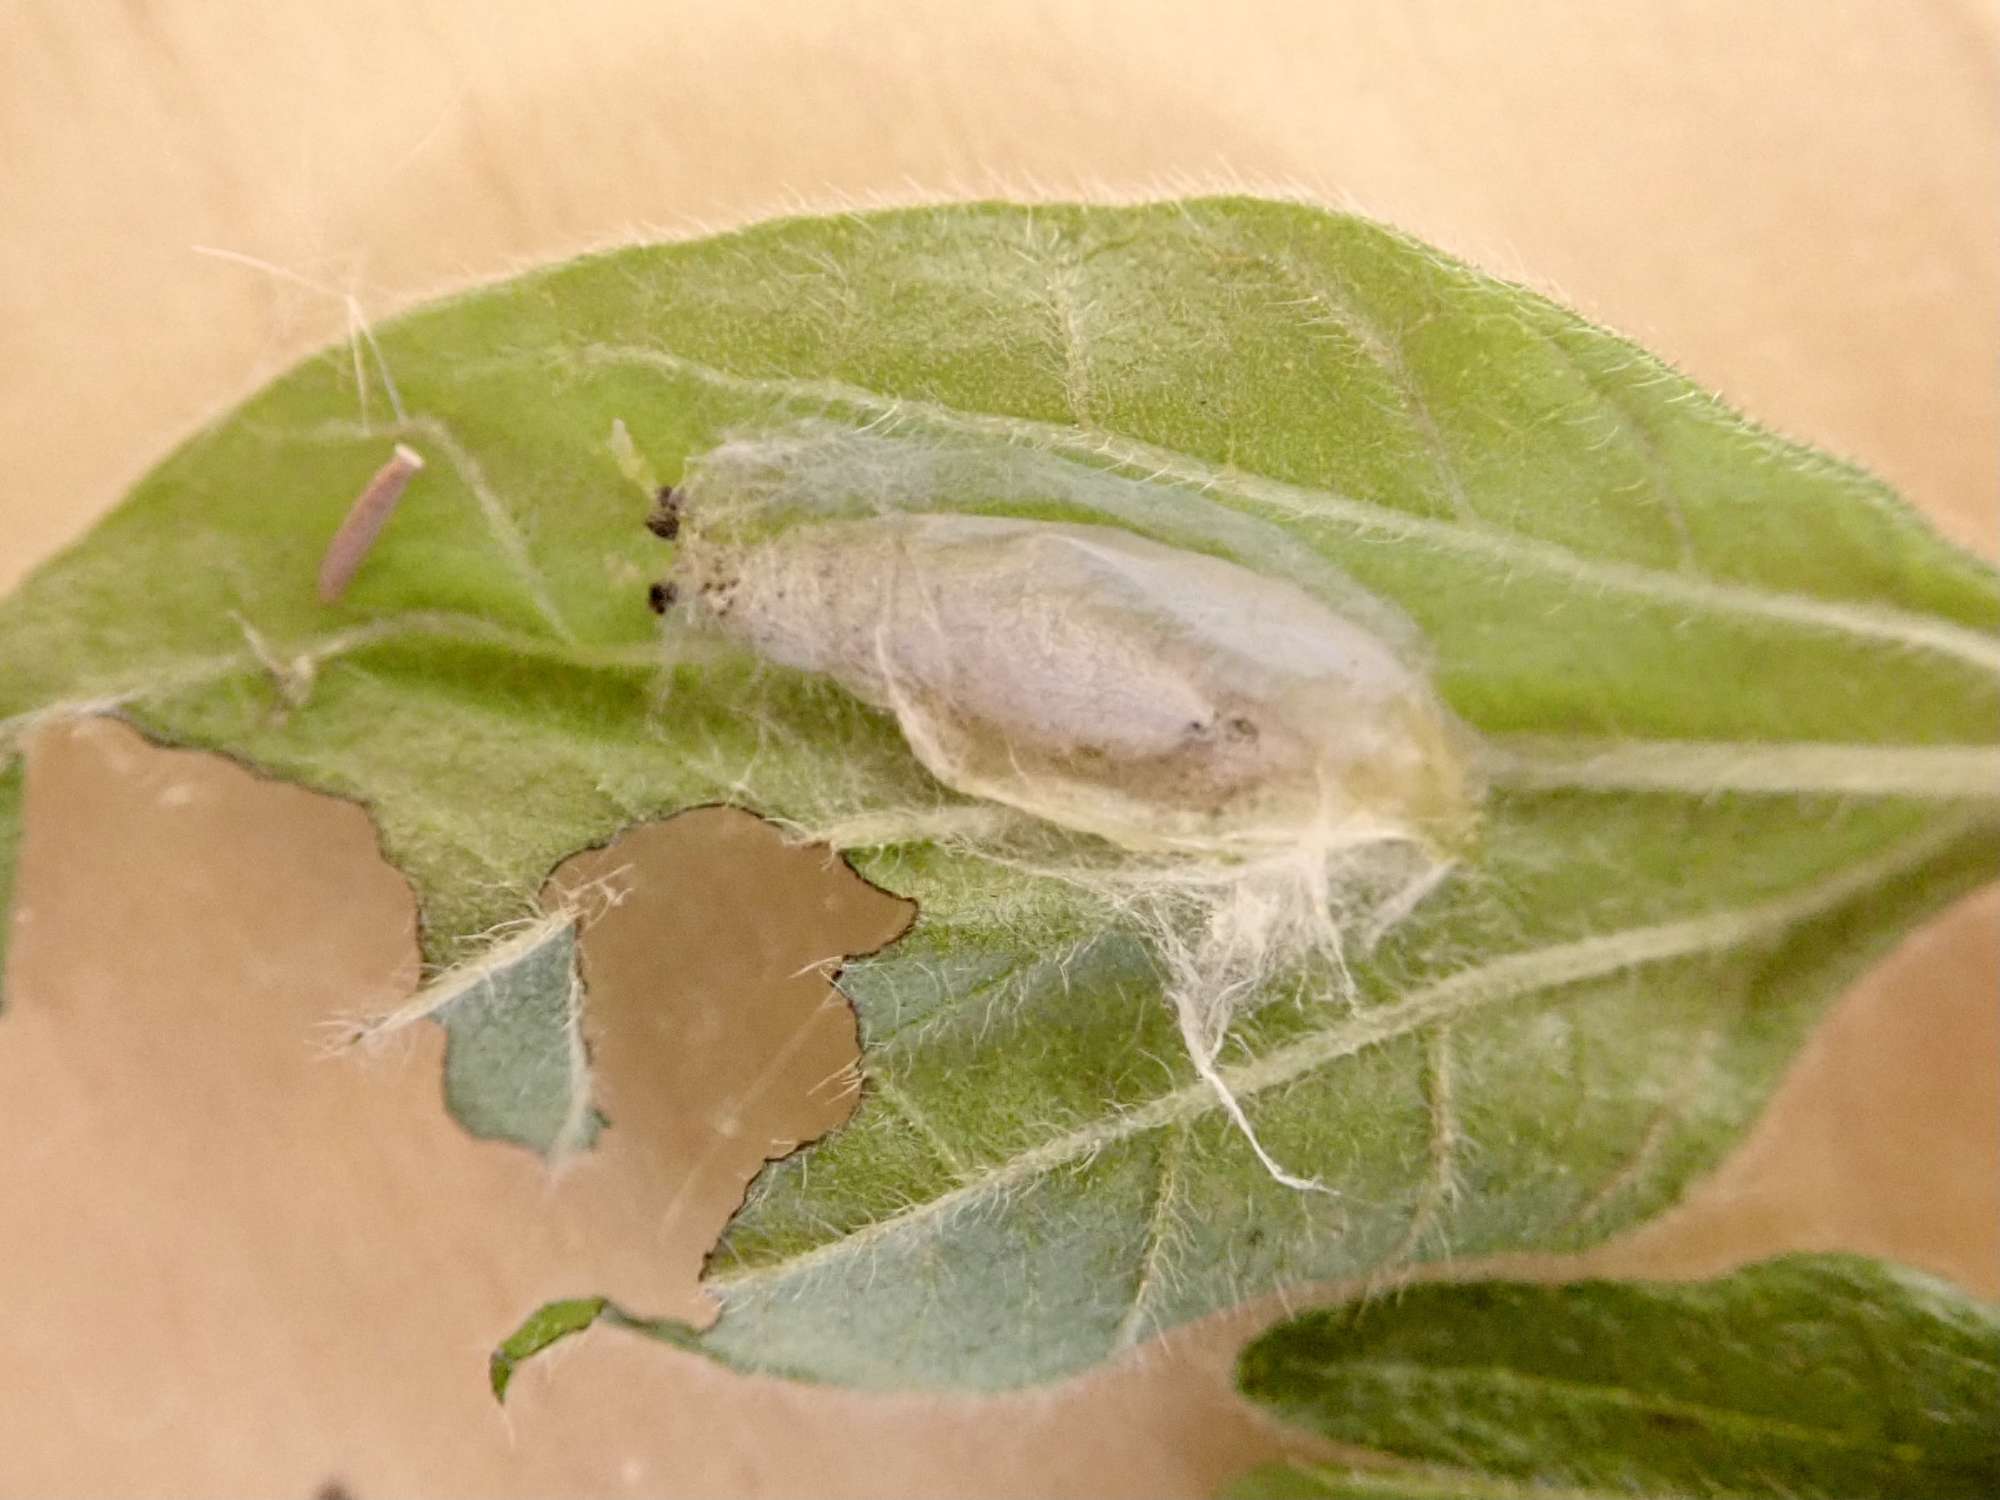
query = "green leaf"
(488, 1297, 607, 1402)
(2, 200, 1995, 1390)
(1228, 1255, 2000, 1500)
(431, 914, 601, 1158)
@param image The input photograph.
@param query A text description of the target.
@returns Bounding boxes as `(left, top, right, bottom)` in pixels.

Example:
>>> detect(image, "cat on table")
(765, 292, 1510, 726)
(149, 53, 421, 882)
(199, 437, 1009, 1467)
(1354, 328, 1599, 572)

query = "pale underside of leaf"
(690, 811, 1996, 1386)
(715, 819, 1978, 1286)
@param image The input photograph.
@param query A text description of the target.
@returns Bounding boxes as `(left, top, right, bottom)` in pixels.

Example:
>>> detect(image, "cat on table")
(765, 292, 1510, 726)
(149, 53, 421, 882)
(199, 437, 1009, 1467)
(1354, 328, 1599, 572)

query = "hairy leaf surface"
(1, 200, 1995, 1388)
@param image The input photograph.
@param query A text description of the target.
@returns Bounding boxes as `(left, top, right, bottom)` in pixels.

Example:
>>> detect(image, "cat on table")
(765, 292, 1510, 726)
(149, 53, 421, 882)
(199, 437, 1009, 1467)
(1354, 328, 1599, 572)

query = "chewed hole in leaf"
(0, 716, 1324, 1479)
(8, 716, 912, 1331)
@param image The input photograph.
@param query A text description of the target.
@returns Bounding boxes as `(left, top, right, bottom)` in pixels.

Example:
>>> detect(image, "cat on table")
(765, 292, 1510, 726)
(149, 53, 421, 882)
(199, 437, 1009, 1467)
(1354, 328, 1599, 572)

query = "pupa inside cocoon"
(654, 427, 1483, 1189)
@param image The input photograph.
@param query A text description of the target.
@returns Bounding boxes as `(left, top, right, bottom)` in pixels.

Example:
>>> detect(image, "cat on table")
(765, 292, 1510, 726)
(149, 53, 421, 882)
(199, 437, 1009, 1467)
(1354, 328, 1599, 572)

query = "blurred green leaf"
(1229, 1256, 2000, 1499)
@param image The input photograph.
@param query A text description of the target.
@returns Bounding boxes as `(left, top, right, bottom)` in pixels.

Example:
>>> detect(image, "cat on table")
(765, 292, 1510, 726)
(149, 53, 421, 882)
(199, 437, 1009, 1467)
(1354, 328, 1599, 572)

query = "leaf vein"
(1112, 1124, 1189, 1351)
(1380, 1025, 1462, 1277)
(1555, 1002, 1734, 1236)
(1241, 240, 1484, 527)
(866, 1070, 972, 1181)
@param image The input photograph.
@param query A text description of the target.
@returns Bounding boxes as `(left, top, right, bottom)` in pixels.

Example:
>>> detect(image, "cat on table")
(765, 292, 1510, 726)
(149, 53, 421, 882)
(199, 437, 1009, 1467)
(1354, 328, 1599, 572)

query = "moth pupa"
(649, 428, 1482, 1189)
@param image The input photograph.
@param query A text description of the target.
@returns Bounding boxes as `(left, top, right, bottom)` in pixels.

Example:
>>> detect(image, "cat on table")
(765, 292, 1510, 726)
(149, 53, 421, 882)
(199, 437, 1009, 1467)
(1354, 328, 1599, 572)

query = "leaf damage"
(1, 199, 1996, 1389)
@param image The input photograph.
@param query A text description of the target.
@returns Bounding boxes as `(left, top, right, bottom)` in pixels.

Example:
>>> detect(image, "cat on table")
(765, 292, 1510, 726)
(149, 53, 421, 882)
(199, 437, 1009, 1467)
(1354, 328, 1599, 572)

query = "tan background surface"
(2, 3, 1996, 1496)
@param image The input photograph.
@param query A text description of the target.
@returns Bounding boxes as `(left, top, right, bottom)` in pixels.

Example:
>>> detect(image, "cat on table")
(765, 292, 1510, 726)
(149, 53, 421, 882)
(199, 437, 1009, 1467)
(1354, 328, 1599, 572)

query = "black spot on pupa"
(1226, 716, 1259, 741)
(647, 581, 677, 615)
(646, 484, 683, 540)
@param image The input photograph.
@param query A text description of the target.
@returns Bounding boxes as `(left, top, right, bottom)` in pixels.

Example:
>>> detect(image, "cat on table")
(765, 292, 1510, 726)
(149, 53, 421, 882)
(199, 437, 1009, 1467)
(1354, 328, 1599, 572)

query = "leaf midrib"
(8, 603, 1994, 804)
